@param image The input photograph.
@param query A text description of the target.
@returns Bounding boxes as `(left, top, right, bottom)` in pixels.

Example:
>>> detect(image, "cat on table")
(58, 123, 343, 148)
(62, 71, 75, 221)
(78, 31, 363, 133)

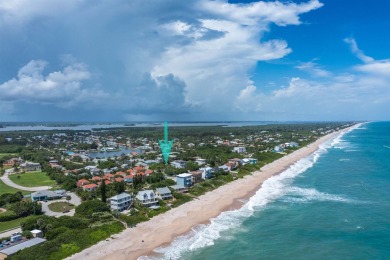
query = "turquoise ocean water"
(144, 122, 390, 259)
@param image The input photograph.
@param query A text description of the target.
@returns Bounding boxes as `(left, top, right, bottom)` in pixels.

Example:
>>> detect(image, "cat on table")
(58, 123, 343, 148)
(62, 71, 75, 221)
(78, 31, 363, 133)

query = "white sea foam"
(281, 187, 352, 204)
(330, 123, 364, 149)
(339, 158, 350, 161)
(142, 149, 326, 259)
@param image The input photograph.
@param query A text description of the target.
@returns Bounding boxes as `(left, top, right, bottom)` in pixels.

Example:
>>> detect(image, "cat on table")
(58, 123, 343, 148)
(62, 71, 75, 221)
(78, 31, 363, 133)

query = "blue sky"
(0, 0, 389, 122)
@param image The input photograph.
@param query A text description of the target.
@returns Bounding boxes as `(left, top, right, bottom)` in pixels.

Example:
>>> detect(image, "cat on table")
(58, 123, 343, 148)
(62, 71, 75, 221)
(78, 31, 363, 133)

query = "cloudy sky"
(1, 0, 389, 122)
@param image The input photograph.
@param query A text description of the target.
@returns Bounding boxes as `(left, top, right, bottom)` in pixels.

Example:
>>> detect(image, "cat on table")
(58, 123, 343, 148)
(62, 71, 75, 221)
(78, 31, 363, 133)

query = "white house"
(110, 192, 132, 211)
(199, 167, 213, 179)
(136, 190, 158, 207)
(233, 147, 246, 153)
(171, 160, 187, 169)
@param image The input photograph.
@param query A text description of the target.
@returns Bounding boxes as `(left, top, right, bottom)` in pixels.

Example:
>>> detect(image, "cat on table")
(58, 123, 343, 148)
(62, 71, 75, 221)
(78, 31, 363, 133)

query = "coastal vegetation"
(9, 213, 124, 259)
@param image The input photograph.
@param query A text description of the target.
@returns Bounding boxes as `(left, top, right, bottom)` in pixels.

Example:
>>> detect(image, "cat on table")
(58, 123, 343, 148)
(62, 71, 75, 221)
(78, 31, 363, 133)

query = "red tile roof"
(82, 183, 97, 190)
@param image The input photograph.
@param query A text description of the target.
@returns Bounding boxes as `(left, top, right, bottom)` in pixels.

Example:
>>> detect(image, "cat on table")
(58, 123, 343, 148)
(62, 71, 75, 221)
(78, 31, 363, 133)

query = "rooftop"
(0, 237, 46, 256)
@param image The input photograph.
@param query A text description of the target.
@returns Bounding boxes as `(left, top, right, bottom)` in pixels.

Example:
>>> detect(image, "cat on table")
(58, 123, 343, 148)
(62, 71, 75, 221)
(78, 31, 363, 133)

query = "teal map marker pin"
(159, 121, 174, 164)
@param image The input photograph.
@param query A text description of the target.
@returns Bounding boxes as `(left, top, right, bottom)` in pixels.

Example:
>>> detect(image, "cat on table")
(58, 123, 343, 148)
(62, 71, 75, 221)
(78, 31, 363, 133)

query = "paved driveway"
(41, 192, 81, 217)
(0, 170, 52, 191)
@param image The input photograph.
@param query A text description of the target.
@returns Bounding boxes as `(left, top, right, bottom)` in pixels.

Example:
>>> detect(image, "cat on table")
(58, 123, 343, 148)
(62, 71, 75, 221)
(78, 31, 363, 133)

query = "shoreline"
(68, 124, 359, 260)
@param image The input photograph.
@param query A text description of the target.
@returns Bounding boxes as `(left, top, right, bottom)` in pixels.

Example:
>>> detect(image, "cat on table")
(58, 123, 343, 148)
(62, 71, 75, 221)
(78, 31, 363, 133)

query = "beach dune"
(67, 126, 355, 260)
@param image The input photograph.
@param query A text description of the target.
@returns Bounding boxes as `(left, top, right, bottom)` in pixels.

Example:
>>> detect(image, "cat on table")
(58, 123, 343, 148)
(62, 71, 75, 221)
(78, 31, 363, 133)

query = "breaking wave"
(281, 187, 353, 204)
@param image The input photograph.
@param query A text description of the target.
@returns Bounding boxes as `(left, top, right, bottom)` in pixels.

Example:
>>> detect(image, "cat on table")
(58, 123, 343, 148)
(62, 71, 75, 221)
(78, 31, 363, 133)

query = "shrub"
(75, 200, 110, 218)
(0, 210, 18, 222)
(45, 227, 71, 240)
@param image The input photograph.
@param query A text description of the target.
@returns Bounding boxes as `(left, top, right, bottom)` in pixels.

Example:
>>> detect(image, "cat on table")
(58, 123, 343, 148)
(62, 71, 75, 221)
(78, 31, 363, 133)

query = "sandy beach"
(68, 125, 356, 260)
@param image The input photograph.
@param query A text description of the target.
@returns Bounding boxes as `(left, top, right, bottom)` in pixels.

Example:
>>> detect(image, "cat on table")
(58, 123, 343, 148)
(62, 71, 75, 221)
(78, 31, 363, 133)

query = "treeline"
(0, 192, 42, 222)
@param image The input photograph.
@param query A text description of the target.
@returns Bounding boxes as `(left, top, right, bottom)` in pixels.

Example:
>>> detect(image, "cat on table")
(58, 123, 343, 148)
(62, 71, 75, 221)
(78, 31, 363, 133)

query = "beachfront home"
(199, 167, 213, 179)
(273, 145, 284, 153)
(136, 190, 158, 207)
(109, 192, 132, 211)
(155, 187, 173, 200)
(218, 165, 230, 172)
(242, 158, 257, 165)
(176, 173, 193, 187)
(190, 170, 203, 184)
(170, 184, 188, 193)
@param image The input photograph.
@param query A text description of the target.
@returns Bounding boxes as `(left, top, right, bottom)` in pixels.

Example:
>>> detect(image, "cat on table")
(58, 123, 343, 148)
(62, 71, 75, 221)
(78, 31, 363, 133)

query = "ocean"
(146, 121, 390, 259)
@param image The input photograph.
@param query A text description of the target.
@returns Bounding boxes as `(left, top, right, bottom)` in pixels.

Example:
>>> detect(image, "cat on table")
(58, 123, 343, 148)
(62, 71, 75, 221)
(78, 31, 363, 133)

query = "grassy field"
(0, 179, 29, 196)
(0, 216, 29, 233)
(0, 153, 17, 159)
(48, 202, 75, 212)
(9, 171, 56, 187)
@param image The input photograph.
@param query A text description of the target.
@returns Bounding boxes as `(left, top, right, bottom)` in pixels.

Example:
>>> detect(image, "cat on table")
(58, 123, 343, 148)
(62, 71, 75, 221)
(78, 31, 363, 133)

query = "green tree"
(114, 181, 125, 194)
(101, 179, 107, 203)
(9, 200, 42, 217)
(132, 174, 143, 190)
(75, 200, 110, 218)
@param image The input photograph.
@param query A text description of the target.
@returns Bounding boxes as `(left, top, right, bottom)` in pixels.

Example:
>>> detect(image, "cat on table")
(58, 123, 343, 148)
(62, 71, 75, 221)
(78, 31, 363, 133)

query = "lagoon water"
(148, 122, 390, 259)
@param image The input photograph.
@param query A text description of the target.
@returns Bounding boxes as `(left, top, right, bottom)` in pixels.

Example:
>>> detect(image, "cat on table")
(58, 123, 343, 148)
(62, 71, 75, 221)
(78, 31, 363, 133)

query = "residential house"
(171, 160, 187, 169)
(170, 184, 188, 193)
(273, 145, 284, 153)
(229, 158, 243, 165)
(76, 179, 89, 187)
(155, 187, 173, 200)
(195, 158, 206, 166)
(109, 192, 132, 211)
(190, 170, 203, 184)
(91, 176, 102, 182)
(176, 173, 193, 187)
(82, 183, 98, 191)
(243, 158, 258, 165)
(218, 165, 229, 172)
(199, 167, 213, 179)
(31, 190, 62, 201)
(20, 162, 41, 172)
(124, 174, 134, 183)
(2, 157, 23, 167)
(233, 147, 246, 153)
(136, 190, 158, 207)
(90, 168, 101, 175)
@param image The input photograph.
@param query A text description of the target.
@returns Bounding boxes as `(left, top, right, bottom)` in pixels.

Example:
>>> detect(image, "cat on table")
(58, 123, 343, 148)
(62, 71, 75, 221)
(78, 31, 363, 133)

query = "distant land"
(0, 121, 356, 132)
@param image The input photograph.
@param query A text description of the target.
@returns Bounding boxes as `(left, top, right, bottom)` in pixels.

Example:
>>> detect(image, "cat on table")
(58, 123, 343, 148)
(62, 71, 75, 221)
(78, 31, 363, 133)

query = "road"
(0, 170, 52, 191)
(0, 227, 22, 239)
